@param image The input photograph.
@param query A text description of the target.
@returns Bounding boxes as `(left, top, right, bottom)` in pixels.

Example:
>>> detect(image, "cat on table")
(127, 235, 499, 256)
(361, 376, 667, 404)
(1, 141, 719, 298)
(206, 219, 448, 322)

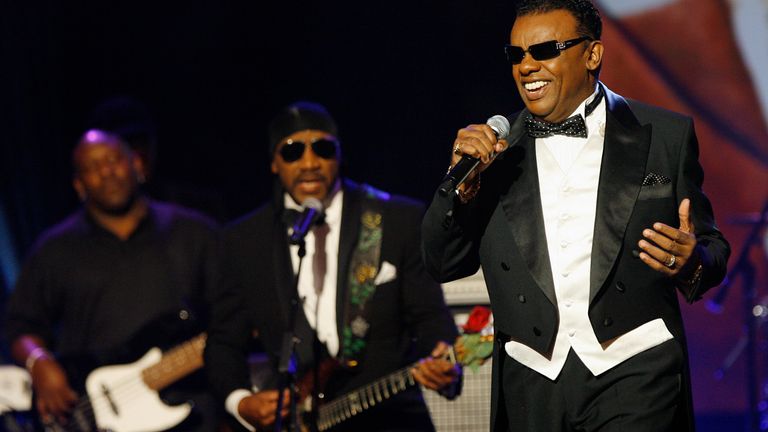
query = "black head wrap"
(268, 101, 338, 154)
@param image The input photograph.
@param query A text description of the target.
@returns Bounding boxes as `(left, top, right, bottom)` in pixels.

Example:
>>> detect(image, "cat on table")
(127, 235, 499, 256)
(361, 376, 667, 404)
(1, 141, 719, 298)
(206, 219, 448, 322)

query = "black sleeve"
(674, 118, 730, 302)
(204, 229, 256, 403)
(4, 242, 60, 350)
(399, 202, 458, 358)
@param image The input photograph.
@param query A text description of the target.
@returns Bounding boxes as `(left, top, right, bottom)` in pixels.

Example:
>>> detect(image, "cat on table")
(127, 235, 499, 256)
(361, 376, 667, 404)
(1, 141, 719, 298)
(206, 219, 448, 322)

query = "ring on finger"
(453, 142, 463, 155)
(664, 254, 676, 268)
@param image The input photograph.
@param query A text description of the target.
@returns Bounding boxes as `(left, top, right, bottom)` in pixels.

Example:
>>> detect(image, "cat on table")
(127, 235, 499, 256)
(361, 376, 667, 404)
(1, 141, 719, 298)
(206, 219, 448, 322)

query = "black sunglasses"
(504, 36, 592, 64)
(278, 138, 338, 163)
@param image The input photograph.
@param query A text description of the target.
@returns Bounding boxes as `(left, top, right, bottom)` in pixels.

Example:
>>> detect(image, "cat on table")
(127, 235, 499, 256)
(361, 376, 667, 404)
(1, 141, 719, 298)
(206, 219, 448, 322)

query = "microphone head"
(301, 197, 324, 212)
(486, 115, 511, 139)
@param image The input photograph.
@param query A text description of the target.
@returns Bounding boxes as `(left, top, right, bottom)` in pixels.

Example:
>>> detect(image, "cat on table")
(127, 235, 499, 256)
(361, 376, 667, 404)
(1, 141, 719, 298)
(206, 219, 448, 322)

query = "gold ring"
(453, 142, 463, 155)
(665, 254, 676, 268)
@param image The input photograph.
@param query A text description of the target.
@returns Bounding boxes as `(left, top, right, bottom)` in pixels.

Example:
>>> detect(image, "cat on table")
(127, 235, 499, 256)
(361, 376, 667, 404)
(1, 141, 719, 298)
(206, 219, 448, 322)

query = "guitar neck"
(142, 333, 206, 391)
(316, 361, 417, 431)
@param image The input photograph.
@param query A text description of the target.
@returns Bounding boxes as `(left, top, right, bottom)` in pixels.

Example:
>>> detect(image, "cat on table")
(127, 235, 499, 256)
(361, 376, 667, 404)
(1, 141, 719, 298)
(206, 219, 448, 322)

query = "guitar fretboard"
(142, 334, 206, 391)
(316, 363, 416, 431)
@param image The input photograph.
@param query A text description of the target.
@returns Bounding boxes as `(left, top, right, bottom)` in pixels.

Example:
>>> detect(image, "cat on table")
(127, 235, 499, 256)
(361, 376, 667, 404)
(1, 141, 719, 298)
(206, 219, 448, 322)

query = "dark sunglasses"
(278, 138, 338, 163)
(504, 36, 592, 64)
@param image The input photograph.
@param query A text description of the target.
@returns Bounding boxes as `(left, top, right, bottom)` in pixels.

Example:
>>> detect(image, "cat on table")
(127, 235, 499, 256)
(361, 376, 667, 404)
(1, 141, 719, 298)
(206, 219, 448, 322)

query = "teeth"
(524, 81, 547, 91)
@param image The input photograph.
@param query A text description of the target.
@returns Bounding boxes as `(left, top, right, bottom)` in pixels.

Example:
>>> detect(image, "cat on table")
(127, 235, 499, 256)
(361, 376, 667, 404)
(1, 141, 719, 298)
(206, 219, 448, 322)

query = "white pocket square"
(374, 261, 397, 285)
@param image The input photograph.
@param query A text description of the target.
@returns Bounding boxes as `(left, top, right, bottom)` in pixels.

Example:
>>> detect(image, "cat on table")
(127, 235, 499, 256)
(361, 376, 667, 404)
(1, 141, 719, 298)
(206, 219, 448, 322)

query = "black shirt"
(4, 199, 219, 358)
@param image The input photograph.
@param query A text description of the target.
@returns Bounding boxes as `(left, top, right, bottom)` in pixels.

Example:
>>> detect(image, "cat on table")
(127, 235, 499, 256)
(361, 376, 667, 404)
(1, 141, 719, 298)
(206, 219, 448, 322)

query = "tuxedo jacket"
(422, 85, 730, 430)
(205, 179, 457, 424)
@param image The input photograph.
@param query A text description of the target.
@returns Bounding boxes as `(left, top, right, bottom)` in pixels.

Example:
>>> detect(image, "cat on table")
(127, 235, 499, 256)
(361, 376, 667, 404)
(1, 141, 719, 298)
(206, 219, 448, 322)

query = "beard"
(90, 189, 140, 216)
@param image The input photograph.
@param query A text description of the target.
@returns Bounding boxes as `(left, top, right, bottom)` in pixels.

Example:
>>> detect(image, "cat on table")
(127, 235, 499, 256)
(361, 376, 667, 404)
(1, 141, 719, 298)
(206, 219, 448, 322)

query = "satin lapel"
(336, 180, 362, 336)
(499, 111, 557, 306)
(589, 86, 652, 302)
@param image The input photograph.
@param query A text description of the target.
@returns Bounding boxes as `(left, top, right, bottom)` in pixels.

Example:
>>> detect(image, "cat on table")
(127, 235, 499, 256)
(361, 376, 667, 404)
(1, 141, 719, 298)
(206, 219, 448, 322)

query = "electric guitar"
(43, 333, 206, 432)
(308, 333, 493, 431)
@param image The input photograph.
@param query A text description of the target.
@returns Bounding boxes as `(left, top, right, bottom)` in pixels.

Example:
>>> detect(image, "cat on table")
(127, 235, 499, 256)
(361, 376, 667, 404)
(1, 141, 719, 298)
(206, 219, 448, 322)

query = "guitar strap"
(338, 185, 386, 367)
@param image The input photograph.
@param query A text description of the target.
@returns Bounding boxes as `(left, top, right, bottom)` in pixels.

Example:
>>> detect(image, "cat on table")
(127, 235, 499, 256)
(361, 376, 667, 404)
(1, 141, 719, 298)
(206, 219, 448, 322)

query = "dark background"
(0, 0, 521, 253)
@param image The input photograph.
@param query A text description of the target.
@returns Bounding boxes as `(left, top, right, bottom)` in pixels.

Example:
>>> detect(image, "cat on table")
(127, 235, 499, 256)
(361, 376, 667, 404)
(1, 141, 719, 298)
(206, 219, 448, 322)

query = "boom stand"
(274, 242, 306, 432)
(708, 198, 768, 432)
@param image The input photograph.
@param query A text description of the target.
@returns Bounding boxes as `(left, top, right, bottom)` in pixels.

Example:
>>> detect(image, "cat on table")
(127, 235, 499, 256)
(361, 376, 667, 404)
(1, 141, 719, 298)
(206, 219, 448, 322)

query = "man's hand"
(238, 390, 290, 429)
(30, 358, 77, 423)
(450, 124, 509, 181)
(638, 198, 700, 278)
(411, 341, 461, 392)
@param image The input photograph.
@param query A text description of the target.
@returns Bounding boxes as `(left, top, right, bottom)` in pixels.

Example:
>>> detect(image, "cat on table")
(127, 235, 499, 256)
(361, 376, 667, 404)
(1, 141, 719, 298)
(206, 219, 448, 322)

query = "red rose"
(462, 306, 491, 334)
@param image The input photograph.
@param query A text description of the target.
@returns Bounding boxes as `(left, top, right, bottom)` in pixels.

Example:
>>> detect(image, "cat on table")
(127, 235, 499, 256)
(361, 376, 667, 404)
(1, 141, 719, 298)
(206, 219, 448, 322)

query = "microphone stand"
(274, 241, 306, 432)
(707, 197, 768, 432)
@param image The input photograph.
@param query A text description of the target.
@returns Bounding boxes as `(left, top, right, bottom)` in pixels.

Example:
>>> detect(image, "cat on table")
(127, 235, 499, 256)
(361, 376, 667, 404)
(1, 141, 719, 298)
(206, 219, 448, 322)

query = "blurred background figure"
(4, 131, 221, 431)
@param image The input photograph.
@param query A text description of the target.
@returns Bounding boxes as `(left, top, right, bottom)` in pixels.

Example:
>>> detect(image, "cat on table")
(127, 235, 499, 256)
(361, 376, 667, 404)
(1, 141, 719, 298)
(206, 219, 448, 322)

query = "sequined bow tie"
(525, 83, 605, 139)
(525, 114, 587, 138)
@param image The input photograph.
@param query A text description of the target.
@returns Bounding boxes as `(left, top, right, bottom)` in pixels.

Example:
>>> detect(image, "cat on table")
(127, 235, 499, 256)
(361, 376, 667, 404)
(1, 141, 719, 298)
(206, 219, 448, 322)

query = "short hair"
(516, 0, 602, 41)
(71, 129, 131, 174)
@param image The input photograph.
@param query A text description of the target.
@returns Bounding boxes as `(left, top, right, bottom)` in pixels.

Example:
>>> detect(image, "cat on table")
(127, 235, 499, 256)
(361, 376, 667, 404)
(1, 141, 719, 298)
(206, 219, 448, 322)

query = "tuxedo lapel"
(498, 111, 557, 306)
(336, 180, 362, 336)
(589, 85, 652, 302)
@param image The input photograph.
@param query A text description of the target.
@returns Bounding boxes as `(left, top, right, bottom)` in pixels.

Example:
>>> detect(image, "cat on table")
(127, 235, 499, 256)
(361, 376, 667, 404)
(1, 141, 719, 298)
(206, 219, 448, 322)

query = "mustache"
(292, 173, 327, 186)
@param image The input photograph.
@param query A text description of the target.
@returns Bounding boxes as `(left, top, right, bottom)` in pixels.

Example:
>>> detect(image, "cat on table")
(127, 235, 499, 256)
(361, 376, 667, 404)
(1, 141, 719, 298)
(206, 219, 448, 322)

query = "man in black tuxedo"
(205, 101, 460, 431)
(421, 1, 730, 431)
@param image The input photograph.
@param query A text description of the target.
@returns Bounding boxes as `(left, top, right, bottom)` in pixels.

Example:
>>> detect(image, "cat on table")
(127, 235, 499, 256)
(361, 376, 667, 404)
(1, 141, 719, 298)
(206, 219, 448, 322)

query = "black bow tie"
(525, 84, 604, 139)
(525, 114, 587, 138)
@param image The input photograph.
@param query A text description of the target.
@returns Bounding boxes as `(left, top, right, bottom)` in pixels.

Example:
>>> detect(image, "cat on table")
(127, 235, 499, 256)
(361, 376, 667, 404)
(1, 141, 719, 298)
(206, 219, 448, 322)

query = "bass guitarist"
(5, 130, 221, 431)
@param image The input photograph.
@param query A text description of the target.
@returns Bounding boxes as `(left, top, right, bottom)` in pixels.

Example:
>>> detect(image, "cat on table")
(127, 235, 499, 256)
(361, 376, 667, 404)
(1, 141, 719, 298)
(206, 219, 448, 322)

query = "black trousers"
(500, 339, 685, 432)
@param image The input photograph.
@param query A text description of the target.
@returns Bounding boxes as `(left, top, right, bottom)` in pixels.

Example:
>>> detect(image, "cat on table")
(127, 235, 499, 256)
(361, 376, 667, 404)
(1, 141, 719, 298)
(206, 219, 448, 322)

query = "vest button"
(533, 327, 542, 336)
(518, 294, 526, 303)
(501, 261, 510, 271)
(616, 281, 626, 292)
(603, 317, 613, 327)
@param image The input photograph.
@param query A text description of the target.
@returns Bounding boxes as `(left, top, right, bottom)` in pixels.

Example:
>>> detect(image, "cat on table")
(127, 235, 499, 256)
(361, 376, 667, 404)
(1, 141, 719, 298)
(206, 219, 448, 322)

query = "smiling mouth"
(524, 81, 548, 91)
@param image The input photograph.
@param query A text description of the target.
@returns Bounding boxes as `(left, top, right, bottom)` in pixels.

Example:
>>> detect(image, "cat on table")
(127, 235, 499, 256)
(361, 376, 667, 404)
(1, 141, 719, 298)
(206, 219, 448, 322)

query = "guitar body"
(85, 348, 192, 432)
(0, 365, 32, 414)
(39, 311, 207, 432)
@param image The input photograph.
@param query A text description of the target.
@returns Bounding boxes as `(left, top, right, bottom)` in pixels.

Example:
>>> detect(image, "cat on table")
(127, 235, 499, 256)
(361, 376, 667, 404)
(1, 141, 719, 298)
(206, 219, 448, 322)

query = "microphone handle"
(289, 208, 320, 244)
(438, 154, 488, 196)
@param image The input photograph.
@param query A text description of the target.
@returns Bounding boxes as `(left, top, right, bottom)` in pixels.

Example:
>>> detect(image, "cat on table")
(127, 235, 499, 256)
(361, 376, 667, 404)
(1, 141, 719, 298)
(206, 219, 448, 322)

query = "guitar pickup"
(100, 383, 120, 415)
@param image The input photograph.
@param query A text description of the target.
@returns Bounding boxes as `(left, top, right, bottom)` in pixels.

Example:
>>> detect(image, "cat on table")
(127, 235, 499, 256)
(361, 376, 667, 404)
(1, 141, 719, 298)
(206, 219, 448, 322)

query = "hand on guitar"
(30, 357, 78, 424)
(238, 389, 291, 429)
(410, 341, 461, 393)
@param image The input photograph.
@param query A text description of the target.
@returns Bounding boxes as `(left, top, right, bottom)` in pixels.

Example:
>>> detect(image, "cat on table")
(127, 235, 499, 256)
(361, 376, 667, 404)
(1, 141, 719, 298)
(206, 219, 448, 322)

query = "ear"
(270, 158, 278, 174)
(585, 40, 603, 72)
(73, 178, 86, 202)
(132, 154, 147, 184)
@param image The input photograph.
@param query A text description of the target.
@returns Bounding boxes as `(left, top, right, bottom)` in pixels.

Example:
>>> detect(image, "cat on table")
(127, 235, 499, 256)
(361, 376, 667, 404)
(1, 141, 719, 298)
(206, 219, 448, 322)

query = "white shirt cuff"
(226, 389, 256, 431)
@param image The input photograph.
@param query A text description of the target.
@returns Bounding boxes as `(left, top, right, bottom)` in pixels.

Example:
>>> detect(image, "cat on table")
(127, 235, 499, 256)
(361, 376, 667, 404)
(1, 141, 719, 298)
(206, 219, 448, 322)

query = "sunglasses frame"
(504, 36, 592, 64)
(278, 138, 339, 163)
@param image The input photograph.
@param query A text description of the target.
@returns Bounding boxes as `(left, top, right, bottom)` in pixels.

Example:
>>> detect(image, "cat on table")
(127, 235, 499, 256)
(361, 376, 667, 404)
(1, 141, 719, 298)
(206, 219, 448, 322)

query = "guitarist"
(205, 101, 461, 432)
(4, 130, 221, 431)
